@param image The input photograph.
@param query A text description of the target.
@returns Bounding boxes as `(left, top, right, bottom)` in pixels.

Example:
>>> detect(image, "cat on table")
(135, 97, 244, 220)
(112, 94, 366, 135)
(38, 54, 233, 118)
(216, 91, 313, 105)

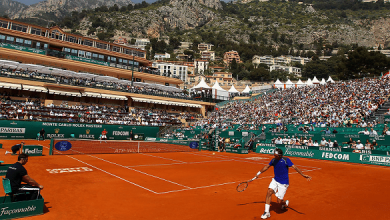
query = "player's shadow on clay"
(238, 201, 304, 215)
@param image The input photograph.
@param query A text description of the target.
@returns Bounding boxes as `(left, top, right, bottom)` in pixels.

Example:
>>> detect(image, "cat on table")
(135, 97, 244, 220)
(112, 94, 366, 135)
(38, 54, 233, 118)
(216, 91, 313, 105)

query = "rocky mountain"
(0, 0, 27, 17)
(2, 0, 390, 50)
(1, 0, 134, 24)
(76, 0, 389, 49)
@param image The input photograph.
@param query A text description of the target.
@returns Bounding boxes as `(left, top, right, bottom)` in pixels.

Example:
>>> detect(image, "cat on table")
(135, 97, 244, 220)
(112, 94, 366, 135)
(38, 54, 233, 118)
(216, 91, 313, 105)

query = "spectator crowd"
(195, 77, 390, 129)
(0, 98, 201, 126)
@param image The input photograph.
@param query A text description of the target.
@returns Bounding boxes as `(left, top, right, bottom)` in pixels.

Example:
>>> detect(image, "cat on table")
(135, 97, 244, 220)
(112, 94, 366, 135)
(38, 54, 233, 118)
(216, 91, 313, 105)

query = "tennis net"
(49, 139, 199, 155)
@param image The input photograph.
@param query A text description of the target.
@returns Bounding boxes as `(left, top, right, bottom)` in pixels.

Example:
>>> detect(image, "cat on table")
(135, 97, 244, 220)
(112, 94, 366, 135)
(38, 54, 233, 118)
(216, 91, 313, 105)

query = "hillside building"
(194, 59, 209, 75)
(223, 50, 242, 66)
(198, 43, 213, 51)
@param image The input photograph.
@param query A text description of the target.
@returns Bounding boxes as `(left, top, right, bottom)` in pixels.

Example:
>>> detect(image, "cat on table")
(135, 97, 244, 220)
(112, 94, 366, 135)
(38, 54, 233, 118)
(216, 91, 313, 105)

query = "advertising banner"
(255, 144, 390, 167)
(23, 145, 43, 156)
(0, 120, 159, 140)
(0, 43, 46, 55)
(0, 195, 44, 219)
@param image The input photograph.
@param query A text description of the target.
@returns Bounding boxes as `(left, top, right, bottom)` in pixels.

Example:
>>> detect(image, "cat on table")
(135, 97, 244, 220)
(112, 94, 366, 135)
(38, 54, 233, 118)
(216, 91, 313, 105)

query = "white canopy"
(320, 78, 326, 85)
(212, 81, 226, 91)
(327, 76, 335, 83)
(312, 76, 320, 84)
(212, 82, 229, 100)
(242, 85, 251, 93)
(296, 79, 305, 88)
(274, 79, 284, 89)
(285, 79, 294, 88)
(228, 84, 239, 93)
(191, 78, 210, 90)
(306, 78, 313, 86)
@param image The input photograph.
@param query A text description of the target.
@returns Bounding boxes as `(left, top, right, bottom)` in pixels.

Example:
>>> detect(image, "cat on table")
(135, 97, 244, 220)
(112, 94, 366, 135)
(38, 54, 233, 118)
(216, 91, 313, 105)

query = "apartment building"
(224, 50, 242, 66)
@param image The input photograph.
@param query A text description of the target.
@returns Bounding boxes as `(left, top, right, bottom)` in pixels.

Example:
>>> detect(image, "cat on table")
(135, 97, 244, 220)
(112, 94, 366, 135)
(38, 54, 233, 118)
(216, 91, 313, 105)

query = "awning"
(22, 85, 47, 92)
(131, 97, 167, 104)
(82, 92, 102, 98)
(0, 82, 22, 90)
(48, 89, 81, 97)
(100, 93, 128, 100)
(132, 97, 202, 108)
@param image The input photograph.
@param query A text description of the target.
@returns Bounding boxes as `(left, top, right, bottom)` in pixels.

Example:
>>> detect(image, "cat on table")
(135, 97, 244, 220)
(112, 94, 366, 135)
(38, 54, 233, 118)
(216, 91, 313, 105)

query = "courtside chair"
(2, 178, 40, 202)
(2, 177, 16, 203)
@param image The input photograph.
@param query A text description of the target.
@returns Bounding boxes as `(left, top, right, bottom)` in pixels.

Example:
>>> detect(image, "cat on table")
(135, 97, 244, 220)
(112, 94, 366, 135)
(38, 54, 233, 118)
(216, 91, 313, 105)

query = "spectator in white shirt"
(359, 128, 370, 135)
(355, 140, 364, 150)
(369, 128, 377, 136)
(275, 137, 283, 145)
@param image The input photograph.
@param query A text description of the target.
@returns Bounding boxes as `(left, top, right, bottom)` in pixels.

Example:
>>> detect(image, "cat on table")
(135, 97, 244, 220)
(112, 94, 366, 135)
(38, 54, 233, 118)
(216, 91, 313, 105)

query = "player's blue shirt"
(269, 157, 294, 185)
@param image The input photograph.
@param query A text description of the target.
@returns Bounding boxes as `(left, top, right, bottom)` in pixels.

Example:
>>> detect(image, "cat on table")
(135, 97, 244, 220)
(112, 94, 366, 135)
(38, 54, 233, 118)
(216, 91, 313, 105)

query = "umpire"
(5, 153, 43, 200)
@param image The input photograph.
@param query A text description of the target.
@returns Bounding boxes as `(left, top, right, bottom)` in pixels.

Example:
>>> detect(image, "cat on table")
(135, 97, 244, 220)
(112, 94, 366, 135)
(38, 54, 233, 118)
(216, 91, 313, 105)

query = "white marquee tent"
(312, 76, 320, 84)
(285, 79, 294, 88)
(296, 79, 306, 88)
(190, 78, 211, 90)
(306, 78, 313, 86)
(274, 79, 284, 89)
(327, 76, 335, 83)
(228, 84, 240, 94)
(212, 81, 229, 100)
(242, 85, 251, 93)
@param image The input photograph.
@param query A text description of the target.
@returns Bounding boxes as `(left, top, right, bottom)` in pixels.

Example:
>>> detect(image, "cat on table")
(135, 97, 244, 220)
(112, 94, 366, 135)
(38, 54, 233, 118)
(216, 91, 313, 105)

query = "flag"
(382, 71, 390, 79)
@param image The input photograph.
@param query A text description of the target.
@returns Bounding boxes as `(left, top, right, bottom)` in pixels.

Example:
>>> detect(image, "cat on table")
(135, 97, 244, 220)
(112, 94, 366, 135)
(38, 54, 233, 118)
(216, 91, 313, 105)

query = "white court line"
(186, 152, 322, 170)
(140, 153, 186, 163)
(67, 155, 159, 194)
(44, 145, 320, 194)
(86, 154, 192, 189)
(126, 159, 234, 168)
(157, 165, 321, 194)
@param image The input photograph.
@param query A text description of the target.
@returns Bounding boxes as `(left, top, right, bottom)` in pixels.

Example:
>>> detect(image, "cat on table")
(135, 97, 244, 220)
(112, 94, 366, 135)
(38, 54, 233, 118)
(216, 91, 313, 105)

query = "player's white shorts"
(101, 135, 107, 139)
(268, 178, 289, 200)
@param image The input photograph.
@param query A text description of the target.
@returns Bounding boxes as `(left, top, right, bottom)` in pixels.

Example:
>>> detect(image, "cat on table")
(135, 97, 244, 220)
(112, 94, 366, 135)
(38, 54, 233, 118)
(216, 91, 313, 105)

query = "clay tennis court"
(1, 140, 389, 220)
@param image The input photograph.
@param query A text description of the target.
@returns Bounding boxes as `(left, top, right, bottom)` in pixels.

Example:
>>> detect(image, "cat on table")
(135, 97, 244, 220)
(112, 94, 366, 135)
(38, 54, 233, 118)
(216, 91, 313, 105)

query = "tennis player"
(100, 129, 108, 143)
(252, 148, 312, 219)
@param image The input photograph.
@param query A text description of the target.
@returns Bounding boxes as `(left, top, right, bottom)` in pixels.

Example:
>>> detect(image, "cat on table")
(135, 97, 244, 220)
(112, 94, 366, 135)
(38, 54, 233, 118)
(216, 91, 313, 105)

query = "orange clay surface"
(1, 140, 389, 220)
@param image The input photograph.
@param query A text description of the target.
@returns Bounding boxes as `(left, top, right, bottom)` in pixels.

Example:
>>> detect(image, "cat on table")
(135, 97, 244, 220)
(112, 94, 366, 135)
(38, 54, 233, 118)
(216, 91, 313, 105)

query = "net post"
(138, 141, 140, 153)
(49, 138, 54, 155)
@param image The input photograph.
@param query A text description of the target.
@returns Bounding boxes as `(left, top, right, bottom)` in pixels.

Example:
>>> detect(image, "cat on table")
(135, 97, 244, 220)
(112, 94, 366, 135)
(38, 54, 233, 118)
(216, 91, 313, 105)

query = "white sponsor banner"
(360, 155, 390, 164)
(0, 127, 26, 134)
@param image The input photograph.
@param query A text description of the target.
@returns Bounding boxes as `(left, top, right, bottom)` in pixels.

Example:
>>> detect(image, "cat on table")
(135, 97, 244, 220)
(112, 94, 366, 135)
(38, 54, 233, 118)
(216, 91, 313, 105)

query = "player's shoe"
(282, 200, 289, 210)
(5, 151, 10, 155)
(261, 212, 271, 219)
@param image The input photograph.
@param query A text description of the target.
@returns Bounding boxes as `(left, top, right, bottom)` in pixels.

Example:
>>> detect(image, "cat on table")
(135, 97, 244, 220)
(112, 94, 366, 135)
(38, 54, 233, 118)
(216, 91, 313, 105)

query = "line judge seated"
(5, 153, 44, 201)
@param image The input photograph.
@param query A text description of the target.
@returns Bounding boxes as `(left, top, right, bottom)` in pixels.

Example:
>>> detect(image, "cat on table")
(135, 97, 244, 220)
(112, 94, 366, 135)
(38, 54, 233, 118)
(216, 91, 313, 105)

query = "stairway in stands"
(371, 101, 390, 123)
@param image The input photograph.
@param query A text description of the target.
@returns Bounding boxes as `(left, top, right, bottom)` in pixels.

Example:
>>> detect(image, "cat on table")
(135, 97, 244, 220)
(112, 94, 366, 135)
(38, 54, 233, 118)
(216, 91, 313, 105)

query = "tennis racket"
(236, 180, 252, 192)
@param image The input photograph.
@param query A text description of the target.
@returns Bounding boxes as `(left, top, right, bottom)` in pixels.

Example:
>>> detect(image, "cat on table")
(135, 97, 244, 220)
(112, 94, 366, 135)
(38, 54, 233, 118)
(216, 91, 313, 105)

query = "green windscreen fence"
(0, 120, 159, 140)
